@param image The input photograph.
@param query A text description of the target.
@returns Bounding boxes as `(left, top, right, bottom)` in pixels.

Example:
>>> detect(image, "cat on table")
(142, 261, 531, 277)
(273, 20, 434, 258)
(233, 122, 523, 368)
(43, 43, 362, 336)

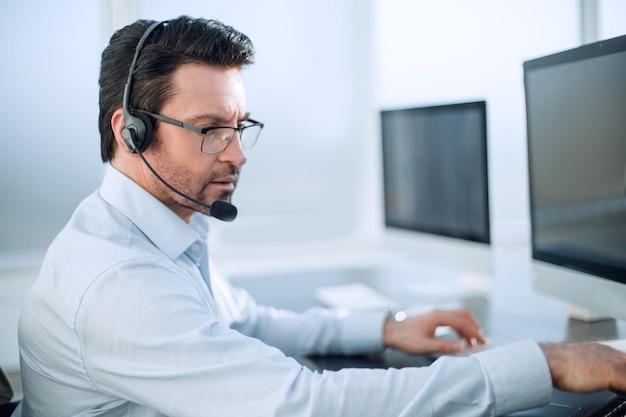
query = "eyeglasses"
(136, 110, 264, 154)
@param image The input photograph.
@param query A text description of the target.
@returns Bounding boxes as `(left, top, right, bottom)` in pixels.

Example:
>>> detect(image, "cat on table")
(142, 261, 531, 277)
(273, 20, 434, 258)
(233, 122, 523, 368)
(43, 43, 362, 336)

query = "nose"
(218, 131, 247, 167)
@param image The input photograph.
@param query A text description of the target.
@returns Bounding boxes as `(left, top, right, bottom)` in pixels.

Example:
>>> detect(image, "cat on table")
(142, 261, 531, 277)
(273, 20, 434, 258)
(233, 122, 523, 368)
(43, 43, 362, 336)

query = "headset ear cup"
(122, 112, 154, 153)
(133, 112, 154, 153)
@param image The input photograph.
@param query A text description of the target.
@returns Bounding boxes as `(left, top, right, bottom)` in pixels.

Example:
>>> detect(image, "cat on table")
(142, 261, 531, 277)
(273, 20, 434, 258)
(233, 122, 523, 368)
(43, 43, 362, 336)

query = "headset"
(116, 20, 238, 222)
(121, 21, 162, 154)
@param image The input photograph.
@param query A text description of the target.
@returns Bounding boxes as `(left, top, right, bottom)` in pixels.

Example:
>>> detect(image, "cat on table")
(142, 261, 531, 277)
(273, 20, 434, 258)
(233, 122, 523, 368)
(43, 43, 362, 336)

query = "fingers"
(383, 308, 488, 356)
(428, 339, 465, 355)
(427, 309, 487, 345)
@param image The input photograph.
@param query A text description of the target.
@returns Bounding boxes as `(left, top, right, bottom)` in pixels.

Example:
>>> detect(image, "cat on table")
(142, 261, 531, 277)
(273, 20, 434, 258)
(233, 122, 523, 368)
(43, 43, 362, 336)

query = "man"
(15, 16, 626, 417)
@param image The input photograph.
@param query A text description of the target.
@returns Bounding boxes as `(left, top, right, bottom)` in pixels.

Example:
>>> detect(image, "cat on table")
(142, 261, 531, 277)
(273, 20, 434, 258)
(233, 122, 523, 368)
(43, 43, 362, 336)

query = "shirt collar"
(99, 164, 209, 260)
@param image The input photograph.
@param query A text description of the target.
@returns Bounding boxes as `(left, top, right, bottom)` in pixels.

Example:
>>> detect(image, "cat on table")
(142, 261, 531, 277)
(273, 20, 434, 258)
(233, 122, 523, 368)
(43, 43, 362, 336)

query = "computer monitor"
(379, 101, 492, 295)
(524, 34, 626, 322)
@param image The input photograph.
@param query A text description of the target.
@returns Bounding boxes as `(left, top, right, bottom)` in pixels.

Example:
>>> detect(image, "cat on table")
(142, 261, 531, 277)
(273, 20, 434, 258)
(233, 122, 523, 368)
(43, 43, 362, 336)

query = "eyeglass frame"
(135, 109, 264, 154)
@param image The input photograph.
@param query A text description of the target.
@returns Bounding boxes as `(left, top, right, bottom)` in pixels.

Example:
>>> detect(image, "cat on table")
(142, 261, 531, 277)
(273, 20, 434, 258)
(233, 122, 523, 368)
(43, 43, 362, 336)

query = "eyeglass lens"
(201, 124, 262, 154)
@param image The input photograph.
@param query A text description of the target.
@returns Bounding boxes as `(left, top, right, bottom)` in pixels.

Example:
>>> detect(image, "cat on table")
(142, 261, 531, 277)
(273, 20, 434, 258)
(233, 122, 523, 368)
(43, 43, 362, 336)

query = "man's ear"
(111, 109, 134, 154)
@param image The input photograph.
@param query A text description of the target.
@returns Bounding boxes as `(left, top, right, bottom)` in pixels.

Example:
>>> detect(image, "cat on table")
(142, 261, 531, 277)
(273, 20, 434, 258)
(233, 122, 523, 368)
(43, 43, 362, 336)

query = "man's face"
(144, 63, 248, 221)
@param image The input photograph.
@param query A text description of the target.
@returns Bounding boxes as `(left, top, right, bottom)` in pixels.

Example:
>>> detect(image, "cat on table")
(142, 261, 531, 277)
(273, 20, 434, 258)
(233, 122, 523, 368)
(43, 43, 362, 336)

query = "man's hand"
(541, 342, 626, 394)
(383, 309, 487, 355)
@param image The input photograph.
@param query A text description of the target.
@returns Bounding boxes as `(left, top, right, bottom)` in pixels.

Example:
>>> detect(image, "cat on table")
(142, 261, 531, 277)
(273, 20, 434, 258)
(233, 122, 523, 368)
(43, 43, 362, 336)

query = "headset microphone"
(209, 200, 238, 222)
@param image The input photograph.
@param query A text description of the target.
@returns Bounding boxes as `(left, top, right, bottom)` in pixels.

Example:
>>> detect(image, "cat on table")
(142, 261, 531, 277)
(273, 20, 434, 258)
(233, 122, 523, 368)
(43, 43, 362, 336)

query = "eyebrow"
(188, 111, 251, 126)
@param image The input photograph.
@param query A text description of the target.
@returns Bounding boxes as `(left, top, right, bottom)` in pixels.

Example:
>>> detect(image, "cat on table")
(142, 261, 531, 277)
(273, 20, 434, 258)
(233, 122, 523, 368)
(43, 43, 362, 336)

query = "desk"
(228, 246, 626, 370)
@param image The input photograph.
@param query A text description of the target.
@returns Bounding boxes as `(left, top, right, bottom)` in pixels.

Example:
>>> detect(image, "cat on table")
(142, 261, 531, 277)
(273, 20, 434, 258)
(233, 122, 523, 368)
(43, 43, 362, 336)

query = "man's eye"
(205, 128, 232, 141)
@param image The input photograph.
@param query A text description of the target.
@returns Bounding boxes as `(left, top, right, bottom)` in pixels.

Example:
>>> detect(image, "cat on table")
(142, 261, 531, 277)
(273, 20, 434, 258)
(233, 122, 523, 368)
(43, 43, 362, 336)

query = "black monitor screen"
(380, 101, 490, 244)
(524, 34, 626, 283)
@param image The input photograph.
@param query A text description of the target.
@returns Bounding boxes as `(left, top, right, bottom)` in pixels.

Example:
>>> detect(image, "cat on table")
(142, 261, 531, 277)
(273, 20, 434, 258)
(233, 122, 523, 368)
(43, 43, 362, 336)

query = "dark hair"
(98, 16, 256, 162)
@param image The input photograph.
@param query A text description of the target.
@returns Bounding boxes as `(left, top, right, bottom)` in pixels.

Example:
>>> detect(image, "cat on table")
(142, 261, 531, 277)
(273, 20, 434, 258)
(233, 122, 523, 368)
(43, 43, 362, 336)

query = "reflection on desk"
(301, 349, 434, 372)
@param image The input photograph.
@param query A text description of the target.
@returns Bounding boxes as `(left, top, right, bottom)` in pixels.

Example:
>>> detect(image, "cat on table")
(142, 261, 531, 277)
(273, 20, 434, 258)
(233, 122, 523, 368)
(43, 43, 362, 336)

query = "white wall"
(0, 1, 105, 263)
(597, 0, 626, 40)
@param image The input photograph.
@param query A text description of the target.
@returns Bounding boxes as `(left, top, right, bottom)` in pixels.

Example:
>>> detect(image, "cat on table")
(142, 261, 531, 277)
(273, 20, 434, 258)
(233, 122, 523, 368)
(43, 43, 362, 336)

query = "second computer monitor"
(380, 100, 490, 245)
(524, 34, 626, 321)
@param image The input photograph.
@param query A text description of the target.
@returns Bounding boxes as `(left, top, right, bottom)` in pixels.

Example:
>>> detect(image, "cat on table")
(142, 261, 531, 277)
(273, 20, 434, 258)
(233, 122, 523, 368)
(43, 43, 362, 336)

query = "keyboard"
(595, 395, 626, 416)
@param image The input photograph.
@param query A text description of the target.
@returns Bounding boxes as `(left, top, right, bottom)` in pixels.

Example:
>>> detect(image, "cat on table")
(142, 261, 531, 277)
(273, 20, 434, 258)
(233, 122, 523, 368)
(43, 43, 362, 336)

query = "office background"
(0, 0, 624, 372)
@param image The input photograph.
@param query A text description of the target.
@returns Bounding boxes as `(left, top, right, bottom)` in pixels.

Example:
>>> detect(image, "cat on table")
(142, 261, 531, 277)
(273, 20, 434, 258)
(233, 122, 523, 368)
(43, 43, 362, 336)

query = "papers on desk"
(314, 283, 398, 311)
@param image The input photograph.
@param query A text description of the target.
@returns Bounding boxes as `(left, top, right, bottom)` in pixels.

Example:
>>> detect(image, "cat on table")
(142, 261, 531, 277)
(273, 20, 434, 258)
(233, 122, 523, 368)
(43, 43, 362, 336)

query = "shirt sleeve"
(472, 339, 553, 415)
(210, 259, 387, 357)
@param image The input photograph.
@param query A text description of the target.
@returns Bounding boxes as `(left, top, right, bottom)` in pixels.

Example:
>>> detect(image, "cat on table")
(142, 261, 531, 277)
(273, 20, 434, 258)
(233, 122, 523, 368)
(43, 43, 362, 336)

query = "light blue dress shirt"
(15, 165, 553, 417)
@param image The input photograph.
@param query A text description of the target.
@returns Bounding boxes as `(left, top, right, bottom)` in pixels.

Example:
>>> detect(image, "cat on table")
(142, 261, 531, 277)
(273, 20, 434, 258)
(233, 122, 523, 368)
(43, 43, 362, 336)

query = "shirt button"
(191, 244, 200, 252)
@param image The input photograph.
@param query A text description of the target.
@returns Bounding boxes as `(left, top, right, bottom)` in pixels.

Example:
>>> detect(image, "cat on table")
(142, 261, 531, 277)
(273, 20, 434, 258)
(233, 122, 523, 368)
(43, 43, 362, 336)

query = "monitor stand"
(567, 304, 615, 323)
